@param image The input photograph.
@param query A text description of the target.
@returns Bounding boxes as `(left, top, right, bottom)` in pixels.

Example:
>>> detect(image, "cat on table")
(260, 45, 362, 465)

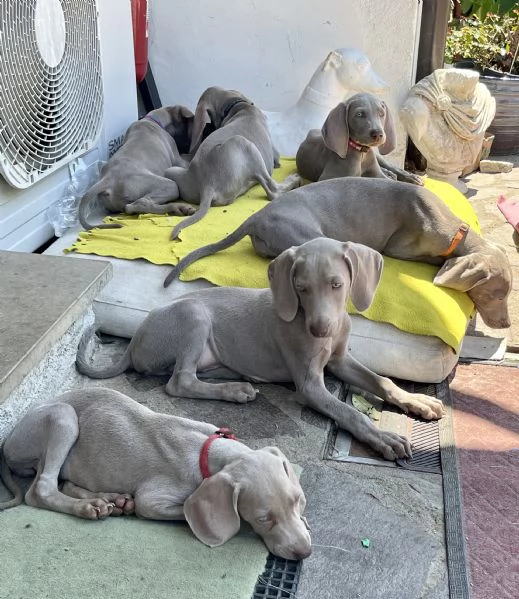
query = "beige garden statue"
(400, 68, 496, 193)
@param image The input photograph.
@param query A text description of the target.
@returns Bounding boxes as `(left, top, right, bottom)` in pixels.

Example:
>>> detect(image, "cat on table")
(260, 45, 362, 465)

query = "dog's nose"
(370, 129, 384, 142)
(309, 324, 330, 338)
(292, 546, 313, 560)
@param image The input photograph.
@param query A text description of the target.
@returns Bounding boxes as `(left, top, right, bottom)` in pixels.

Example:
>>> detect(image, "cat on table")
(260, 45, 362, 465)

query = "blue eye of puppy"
(331, 280, 342, 288)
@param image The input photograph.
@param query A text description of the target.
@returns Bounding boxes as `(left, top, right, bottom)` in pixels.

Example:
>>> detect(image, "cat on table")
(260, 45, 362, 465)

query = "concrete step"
(0, 250, 111, 438)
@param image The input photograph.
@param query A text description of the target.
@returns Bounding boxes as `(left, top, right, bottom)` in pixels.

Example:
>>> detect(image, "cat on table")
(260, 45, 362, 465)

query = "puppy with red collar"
(0, 387, 311, 560)
(296, 92, 422, 185)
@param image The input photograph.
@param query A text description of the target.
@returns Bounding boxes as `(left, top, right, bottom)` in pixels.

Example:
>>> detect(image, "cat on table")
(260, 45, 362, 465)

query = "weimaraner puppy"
(296, 93, 422, 185)
(0, 387, 311, 560)
(164, 86, 301, 240)
(164, 178, 512, 330)
(78, 106, 196, 230)
(77, 238, 444, 461)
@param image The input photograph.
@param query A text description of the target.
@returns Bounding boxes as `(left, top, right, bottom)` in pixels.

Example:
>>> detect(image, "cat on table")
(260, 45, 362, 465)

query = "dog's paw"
(168, 202, 196, 216)
(407, 394, 444, 420)
(227, 382, 258, 403)
(375, 431, 413, 461)
(78, 498, 116, 520)
(404, 173, 424, 186)
(107, 493, 135, 516)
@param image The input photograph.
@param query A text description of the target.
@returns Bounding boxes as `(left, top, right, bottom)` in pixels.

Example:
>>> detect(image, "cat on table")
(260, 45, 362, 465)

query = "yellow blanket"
(67, 160, 480, 351)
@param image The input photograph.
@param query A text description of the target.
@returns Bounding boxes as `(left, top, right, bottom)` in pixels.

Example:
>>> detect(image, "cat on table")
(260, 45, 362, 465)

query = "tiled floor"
(450, 363, 519, 599)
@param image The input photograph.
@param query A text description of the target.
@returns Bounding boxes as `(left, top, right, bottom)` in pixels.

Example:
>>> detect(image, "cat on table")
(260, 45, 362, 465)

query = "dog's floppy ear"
(189, 98, 214, 154)
(342, 242, 383, 311)
(321, 102, 349, 158)
(268, 248, 299, 322)
(183, 472, 241, 547)
(166, 105, 195, 154)
(434, 255, 490, 291)
(378, 101, 396, 155)
(179, 105, 194, 120)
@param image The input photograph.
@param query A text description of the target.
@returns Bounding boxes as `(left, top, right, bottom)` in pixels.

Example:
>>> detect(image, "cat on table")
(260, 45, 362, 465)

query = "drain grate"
(323, 379, 450, 474)
(252, 554, 301, 598)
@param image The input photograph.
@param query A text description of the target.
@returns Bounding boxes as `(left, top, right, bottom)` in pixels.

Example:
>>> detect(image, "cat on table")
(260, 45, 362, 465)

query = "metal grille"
(0, 0, 104, 188)
(323, 380, 449, 474)
(252, 555, 301, 599)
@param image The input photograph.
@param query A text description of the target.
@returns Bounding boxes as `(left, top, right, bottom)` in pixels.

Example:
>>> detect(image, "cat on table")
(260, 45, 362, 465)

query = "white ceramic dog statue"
(263, 48, 389, 157)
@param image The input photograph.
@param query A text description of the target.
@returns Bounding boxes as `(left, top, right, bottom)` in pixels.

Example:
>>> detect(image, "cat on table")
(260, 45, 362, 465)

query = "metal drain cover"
(323, 380, 449, 474)
(252, 554, 301, 598)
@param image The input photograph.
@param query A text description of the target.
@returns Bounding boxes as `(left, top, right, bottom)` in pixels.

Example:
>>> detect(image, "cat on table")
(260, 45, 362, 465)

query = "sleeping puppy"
(296, 93, 422, 185)
(78, 105, 196, 230)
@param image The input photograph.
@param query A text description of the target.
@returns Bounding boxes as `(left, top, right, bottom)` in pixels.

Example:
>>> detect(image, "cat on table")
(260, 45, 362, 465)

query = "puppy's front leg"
(134, 488, 186, 520)
(293, 370, 412, 461)
(327, 352, 444, 420)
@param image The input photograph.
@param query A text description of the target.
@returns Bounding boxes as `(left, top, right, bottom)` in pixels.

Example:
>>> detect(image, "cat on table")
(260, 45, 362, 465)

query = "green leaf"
(500, 0, 519, 14)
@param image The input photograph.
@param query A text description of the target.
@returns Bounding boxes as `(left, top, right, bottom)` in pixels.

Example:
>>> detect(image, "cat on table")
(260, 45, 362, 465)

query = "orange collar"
(440, 223, 470, 257)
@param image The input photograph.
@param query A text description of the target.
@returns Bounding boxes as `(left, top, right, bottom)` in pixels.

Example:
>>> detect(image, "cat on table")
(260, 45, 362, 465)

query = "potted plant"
(445, 1, 519, 154)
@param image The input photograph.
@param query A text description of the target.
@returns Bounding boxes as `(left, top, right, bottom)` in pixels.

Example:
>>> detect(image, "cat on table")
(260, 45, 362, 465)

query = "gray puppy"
(0, 387, 311, 559)
(77, 238, 445, 462)
(78, 106, 196, 230)
(164, 86, 301, 240)
(163, 177, 511, 330)
(296, 93, 422, 185)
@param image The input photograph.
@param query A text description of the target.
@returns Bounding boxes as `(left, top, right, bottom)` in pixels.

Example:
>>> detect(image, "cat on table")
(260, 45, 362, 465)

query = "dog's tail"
(170, 189, 215, 240)
(163, 218, 254, 288)
(75, 325, 132, 379)
(78, 184, 123, 231)
(0, 446, 23, 510)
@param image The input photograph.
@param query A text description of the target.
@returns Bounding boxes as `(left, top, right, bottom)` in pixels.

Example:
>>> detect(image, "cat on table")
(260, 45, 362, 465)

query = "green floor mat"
(0, 505, 267, 599)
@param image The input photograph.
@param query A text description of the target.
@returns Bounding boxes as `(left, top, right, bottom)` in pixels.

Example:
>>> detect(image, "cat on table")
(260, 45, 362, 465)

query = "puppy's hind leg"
(10, 404, 117, 519)
(164, 300, 258, 403)
(61, 481, 135, 516)
(164, 165, 199, 203)
(240, 140, 302, 201)
(125, 175, 195, 216)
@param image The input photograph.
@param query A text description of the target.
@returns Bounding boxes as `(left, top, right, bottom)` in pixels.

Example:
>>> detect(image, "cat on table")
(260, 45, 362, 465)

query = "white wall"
(148, 0, 422, 163)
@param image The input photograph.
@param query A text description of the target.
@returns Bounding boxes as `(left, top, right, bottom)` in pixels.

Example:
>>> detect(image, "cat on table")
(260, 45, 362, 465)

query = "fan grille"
(0, 0, 104, 188)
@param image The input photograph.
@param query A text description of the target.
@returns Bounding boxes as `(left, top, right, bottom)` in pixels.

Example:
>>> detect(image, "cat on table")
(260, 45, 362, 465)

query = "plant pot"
(481, 74, 519, 155)
(451, 61, 519, 155)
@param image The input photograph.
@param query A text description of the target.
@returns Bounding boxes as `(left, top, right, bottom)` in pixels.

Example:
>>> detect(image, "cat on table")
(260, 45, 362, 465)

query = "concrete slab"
(0, 251, 111, 405)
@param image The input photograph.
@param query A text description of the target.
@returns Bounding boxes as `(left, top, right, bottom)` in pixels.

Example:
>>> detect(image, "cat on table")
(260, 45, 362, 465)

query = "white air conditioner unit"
(0, 0, 138, 251)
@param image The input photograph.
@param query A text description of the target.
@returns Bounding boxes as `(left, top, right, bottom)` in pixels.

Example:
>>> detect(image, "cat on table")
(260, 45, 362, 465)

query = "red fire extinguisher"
(131, 0, 149, 84)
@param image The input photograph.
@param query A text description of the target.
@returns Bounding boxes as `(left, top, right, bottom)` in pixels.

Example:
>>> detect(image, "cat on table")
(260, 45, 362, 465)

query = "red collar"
(440, 223, 470, 257)
(199, 428, 237, 479)
(348, 138, 370, 153)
